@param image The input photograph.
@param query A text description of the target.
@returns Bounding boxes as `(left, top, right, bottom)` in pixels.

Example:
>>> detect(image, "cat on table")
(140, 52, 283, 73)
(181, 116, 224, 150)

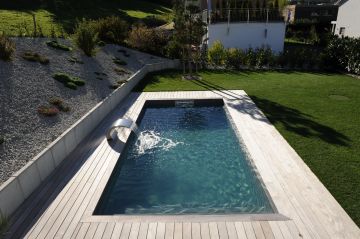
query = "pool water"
(95, 103, 274, 215)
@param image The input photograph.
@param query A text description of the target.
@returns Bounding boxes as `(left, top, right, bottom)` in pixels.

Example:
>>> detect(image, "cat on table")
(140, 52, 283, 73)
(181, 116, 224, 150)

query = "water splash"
(135, 130, 183, 155)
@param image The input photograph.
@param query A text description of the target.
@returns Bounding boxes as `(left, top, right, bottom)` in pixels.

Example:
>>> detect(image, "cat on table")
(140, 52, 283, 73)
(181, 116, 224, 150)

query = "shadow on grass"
(193, 78, 350, 147)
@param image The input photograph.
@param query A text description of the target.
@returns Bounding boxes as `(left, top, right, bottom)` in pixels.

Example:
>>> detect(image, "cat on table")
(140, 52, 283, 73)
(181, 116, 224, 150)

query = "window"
(339, 27, 346, 36)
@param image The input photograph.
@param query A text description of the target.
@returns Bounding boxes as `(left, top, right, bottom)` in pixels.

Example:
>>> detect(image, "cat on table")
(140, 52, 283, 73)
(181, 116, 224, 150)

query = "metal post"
(247, 9, 249, 23)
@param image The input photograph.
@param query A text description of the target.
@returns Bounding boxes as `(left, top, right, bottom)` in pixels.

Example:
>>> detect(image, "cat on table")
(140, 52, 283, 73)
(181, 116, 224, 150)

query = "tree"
(172, 0, 207, 77)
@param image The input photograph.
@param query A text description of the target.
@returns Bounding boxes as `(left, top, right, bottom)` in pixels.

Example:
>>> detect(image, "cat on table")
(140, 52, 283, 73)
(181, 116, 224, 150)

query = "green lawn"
(0, 0, 172, 36)
(135, 70, 360, 226)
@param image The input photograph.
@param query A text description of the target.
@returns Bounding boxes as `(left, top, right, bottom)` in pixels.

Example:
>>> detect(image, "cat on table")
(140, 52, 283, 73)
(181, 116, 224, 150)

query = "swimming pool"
(95, 100, 274, 215)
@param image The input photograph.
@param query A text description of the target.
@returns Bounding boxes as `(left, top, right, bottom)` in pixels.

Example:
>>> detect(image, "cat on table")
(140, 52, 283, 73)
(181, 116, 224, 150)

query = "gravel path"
(0, 37, 166, 184)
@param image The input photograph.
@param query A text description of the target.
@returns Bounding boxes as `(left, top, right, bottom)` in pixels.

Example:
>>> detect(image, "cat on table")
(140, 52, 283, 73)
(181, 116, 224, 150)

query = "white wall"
(208, 22, 286, 53)
(335, 0, 360, 38)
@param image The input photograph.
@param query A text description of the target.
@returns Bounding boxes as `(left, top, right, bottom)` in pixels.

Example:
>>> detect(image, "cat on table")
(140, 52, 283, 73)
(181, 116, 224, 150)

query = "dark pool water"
(95, 105, 274, 215)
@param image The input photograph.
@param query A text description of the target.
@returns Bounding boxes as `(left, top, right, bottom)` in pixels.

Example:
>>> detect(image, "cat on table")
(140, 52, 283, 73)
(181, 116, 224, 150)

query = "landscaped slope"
(135, 70, 360, 226)
(0, 37, 165, 185)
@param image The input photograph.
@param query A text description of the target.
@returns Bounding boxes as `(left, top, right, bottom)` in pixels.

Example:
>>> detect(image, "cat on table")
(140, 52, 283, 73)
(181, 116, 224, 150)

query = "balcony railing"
(205, 8, 284, 24)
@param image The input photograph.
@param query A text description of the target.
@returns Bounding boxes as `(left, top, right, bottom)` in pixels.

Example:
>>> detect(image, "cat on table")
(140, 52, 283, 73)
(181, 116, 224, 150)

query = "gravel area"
(0, 37, 166, 184)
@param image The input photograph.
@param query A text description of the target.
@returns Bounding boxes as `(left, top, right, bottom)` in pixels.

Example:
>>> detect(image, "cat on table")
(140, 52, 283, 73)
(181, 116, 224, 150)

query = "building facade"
(332, 0, 360, 37)
(196, 0, 286, 52)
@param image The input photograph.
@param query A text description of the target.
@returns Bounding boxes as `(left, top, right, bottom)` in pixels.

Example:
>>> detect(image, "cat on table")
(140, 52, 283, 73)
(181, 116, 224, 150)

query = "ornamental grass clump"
(46, 40, 72, 51)
(0, 34, 16, 61)
(73, 19, 98, 56)
(38, 105, 59, 116)
(49, 97, 71, 112)
(53, 73, 85, 90)
(22, 51, 49, 64)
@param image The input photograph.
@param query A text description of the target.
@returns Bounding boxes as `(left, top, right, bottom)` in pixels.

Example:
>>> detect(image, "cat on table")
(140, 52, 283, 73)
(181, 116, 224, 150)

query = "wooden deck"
(6, 91, 360, 239)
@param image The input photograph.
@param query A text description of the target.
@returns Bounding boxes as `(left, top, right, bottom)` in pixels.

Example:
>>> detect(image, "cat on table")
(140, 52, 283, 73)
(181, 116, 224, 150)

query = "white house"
(195, 0, 286, 53)
(332, 0, 360, 37)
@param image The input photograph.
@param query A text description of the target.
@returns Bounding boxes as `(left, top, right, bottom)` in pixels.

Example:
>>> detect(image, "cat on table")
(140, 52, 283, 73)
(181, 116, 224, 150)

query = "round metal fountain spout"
(106, 118, 138, 141)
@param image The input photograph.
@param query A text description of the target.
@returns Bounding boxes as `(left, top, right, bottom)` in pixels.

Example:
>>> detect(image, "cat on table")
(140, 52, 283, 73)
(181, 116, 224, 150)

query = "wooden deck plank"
(243, 222, 256, 239)
(102, 222, 116, 239)
(111, 223, 124, 239)
(234, 222, 247, 239)
(209, 222, 219, 239)
(165, 223, 174, 239)
(129, 222, 140, 239)
(84, 223, 99, 239)
(183, 222, 191, 239)
(217, 222, 228, 239)
(138, 223, 149, 239)
(93, 222, 107, 239)
(252, 222, 265, 239)
(156, 222, 166, 239)
(200, 223, 210, 239)
(192, 223, 201, 239)
(75, 223, 90, 239)
(174, 223, 182, 239)
(260, 222, 275, 239)
(120, 222, 132, 239)
(225, 222, 237, 239)
(268, 222, 284, 239)
(277, 222, 293, 239)
(147, 223, 157, 239)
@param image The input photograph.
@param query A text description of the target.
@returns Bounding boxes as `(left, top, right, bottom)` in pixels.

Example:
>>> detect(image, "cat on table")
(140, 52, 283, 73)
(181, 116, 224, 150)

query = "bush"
(22, 51, 49, 64)
(38, 105, 59, 116)
(0, 34, 16, 61)
(94, 16, 128, 44)
(109, 79, 127, 89)
(225, 48, 243, 69)
(53, 73, 85, 90)
(323, 36, 360, 74)
(244, 48, 256, 67)
(73, 19, 98, 56)
(126, 25, 169, 55)
(208, 41, 226, 66)
(46, 40, 72, 51)
(49, 97, 71, 112)
(113, 57, 127, 66)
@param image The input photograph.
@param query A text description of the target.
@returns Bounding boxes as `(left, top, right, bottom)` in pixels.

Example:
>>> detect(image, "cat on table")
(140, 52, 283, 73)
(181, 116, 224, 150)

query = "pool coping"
(85, 97, 286, 222)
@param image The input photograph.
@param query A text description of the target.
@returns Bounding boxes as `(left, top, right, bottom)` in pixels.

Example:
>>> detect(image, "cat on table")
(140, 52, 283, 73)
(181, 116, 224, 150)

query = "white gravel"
(0, 37, 166, 184)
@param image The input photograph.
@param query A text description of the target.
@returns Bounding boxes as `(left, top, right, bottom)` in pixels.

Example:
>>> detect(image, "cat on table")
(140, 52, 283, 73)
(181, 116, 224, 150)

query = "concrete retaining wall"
(0, 60, 179, 217)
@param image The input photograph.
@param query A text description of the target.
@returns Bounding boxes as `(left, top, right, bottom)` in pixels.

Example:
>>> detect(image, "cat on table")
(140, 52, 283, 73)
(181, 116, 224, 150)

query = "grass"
(135, 70, 360, 226)
(0, 1, 172, 36)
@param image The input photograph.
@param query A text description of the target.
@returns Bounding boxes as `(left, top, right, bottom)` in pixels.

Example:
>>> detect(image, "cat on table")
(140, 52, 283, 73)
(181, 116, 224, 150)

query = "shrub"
(49, 97, 71, 112)
(38, 105, 59, 116)
(126, 25, 169, 55)
(225, 48, 243, 69)
(113, 57, 127, 66)
(323, 36, 360, 74)
(244, 48, 257, 67)
(141, 15, 167, 28)
(73, 19, 98, 56)
(46, 40, 72, 51)
(22, 51, 49, 64)
(110, 80, 127, 89)
(53, 73, 85, 90)
(208, 41, 226, 66)
(114, 67, 130, 75)
(68, 56, 84, 64)
(0, 213, 9, 237)
(94, 16, 128, 44)
(0, 34, 16, 61)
